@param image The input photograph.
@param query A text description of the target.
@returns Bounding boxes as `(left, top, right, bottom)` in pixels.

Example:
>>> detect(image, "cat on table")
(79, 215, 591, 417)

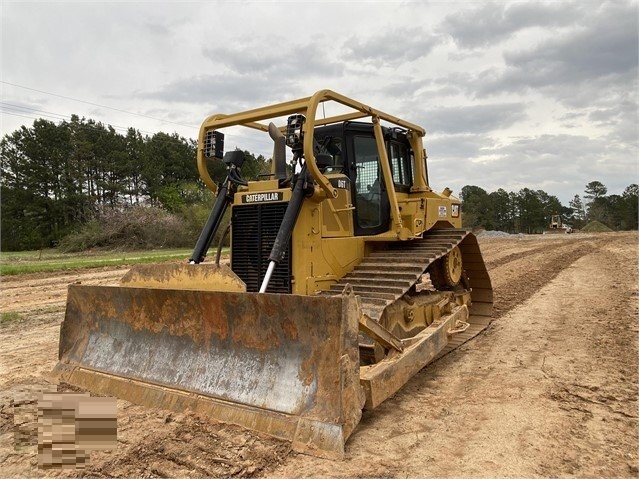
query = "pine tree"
(568, 194, 586, 229)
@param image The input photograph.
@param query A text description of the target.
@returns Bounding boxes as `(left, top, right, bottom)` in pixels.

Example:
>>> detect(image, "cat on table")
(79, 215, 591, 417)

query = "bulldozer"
(55, 90, 492, 458)
(544, 214, 572, 234)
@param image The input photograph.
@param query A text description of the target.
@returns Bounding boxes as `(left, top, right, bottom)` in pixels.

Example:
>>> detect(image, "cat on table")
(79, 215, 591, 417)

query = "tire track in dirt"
(0, 234, 635, 479)
(270, 232, 637, 478)
(1, 268, 127, 314)
(488, 236, 606, 317)
(484, 241, 566, 270)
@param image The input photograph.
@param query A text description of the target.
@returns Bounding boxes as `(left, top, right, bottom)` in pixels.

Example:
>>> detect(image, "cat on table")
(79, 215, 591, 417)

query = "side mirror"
(223, 150, 245, 169)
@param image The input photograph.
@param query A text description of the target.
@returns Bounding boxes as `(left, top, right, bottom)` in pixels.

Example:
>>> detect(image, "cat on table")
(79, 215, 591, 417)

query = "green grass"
(1, 311, 23, 323)
(0, 248, 229, 276)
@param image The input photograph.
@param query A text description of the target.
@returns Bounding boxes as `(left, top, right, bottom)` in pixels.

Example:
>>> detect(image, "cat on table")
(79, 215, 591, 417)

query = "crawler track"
(325, 228, 493, 354)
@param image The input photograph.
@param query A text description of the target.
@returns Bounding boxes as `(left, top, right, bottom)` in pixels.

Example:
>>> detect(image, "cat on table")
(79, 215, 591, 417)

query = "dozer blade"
(119, 263, 247, 292)
(54, 284, 364, 458)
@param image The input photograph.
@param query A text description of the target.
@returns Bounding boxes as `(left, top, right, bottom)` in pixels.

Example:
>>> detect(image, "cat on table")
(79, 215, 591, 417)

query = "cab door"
(349, 133, 390, 236)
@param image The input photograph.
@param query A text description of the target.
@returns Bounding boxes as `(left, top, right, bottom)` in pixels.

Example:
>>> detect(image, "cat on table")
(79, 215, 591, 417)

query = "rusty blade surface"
(55, 285, 364, 458)
(119, 263, 247, 292)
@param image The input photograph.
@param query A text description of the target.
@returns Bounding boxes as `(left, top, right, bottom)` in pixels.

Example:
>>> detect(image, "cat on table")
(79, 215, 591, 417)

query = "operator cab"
(314, 122, 414, 236)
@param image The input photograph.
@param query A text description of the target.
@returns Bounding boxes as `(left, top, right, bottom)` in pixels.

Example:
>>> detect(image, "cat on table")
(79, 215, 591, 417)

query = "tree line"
(1, 116, 268, 251)
(1, 116, 636, 251)
(460, 181, 638, 233)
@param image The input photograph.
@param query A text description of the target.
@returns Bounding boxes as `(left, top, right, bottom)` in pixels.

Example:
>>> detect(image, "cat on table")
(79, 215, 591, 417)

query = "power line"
(1, 111, 41, 122)
(0, 108, 155, 136)
(0, 100, 187, 137)
(2, 103, 148, 134)
(1, 109, 201, 154)
(0, 80, 198, 129)
(1, 102, 69, 121)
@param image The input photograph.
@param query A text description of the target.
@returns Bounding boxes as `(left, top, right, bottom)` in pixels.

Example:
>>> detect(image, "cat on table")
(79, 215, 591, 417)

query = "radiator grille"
(231, 202, 292, 293)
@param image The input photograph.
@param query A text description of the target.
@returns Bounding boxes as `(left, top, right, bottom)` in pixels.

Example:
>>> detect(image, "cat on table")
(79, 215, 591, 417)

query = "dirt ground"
(1, 231, 637, 478)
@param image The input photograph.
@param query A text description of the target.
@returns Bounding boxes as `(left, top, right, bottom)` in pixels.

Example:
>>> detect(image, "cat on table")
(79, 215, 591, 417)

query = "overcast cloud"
(1, 0, 637, 204)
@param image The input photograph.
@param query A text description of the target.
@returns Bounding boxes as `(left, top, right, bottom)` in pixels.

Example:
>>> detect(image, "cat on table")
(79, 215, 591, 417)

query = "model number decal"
(330, 177, 350, 190)
(242, 192, 283, 203)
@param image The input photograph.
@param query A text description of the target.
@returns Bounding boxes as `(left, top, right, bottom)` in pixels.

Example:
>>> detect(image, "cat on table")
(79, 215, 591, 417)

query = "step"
(356, 262, 425, 271)
(329, 284, 406, 295)
(340, 277, 414, 288)
(345, 271, 422, 281)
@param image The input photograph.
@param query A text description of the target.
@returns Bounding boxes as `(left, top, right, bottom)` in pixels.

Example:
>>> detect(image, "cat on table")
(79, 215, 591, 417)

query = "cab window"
(353, 136, 383, 229)
(389, 141, 412, 191)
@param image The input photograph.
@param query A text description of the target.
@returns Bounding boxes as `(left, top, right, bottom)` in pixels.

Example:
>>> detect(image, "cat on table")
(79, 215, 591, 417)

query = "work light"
(204, 130, 225, 159)
(285, 114, 305, 151)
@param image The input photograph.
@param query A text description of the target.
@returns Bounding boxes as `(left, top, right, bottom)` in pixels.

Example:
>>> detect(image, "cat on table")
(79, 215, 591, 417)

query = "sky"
(1, 0, 637, 204)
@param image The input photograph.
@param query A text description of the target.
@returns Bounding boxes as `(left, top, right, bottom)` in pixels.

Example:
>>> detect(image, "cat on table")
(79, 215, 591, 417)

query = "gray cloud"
(2, 1, 636, 207)
(144, 22, 171, 37)
(344, 28, 441, 67)
(375, 78, 436, 103)
(475, 1, 638, 101)
(425, 133, 495, 160)
(419, 103, 527, 135)
(486, 134, 635, 194)
(203, 42, 344, 78)
(442, 1, 586, 49)
(586, 97, 638, 145)
(143, 74, 298, 109)
(203, 46, 274, 75)
(494, 134, 603, 166)
(146, 39, 348, 108)
(427, 132, 637, 201)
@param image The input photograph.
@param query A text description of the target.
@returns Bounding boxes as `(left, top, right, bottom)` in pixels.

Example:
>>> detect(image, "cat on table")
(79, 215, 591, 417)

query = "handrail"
(196, 90, 427, 198)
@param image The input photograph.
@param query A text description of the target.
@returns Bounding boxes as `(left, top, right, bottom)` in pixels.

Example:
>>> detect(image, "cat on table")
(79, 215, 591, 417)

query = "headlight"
(204, 130, 225, 159)
(285, 114, 305, 151)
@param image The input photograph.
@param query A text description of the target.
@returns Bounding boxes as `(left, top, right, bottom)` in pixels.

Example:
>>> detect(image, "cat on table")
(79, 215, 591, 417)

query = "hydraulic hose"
(189, 178, 232, 264)
(259, 164, 309, 293)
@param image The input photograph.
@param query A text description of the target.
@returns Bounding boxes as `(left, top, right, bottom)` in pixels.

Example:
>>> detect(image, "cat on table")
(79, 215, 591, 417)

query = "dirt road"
(1, 232, 637, 478)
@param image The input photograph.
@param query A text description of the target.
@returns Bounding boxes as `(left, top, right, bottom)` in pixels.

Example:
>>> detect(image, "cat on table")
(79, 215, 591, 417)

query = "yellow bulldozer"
(544, 214, 572, 234)
(55, 90, 492, 458)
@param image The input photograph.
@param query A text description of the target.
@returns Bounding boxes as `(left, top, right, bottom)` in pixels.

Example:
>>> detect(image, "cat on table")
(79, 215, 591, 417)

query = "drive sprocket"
(430, 245, 463, 288)
(443, 246, 463, 286)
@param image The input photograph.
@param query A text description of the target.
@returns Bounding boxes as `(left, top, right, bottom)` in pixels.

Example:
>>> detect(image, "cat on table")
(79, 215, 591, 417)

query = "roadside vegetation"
(0, 311, 23, 324)
(0, 247, 226, 275)
(1, 116, 636, 255)
(459, 181, 637, 233)
(1, 116, 268, 252)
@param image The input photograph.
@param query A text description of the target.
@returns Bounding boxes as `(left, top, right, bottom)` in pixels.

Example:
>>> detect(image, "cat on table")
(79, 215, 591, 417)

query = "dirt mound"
(88, 410, 291, 478)
(476, 230, 513, 238)
(581, 220, 614, 232)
